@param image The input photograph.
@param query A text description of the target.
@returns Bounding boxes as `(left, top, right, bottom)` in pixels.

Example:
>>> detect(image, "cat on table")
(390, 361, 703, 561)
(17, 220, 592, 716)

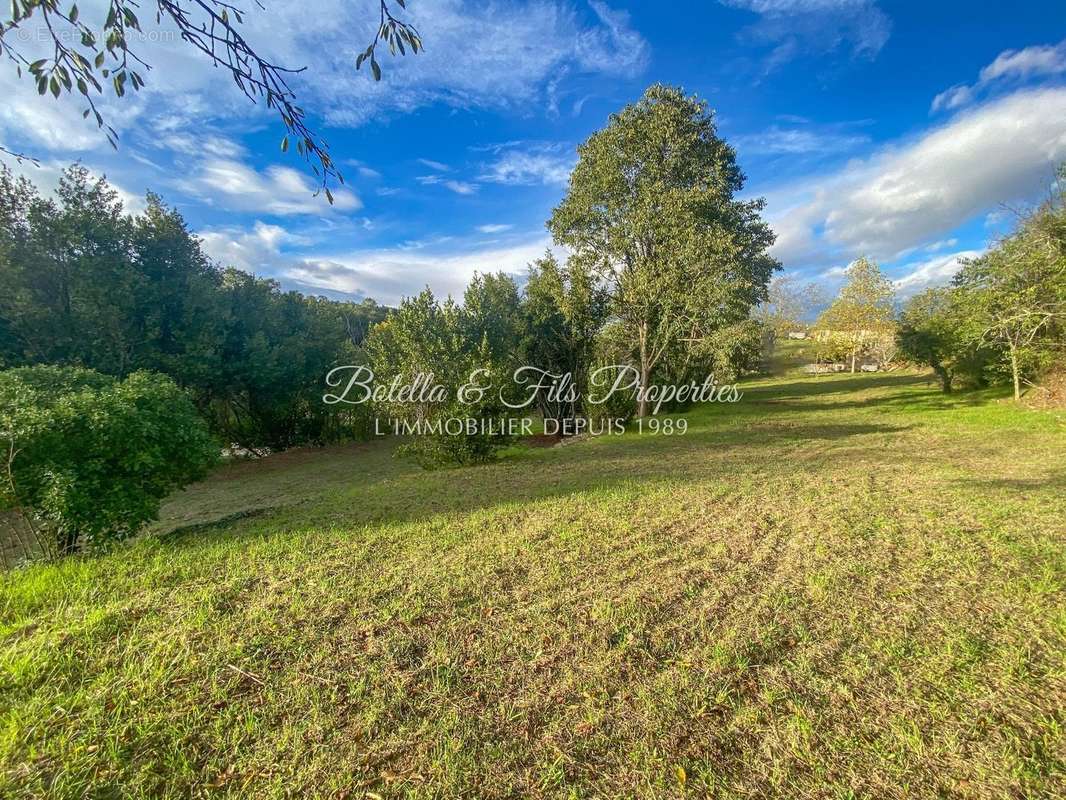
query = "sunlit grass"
(1, 361, 1064, 798)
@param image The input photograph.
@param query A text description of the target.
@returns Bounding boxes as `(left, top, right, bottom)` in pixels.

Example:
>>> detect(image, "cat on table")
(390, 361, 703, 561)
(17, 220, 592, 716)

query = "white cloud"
(176, 158, 361, 215)
(733, 124, 869, 155)
(1, 0, 649, 164)
(720, 0, 891, 71)
(417, 159, 451, 171)
(477, 223, 514, 233)
(479, 143, 575, 186)
(156, 133, 246, 159)
(576, 1, 649, 75)
(286, 237, 558, 305)
(198, 221, 310, 273)
(931, 39, 1066, 112)
(893, 249, 982, 296)
(415, 175, 478, 194)
(930, 84, 974, 113)
(924, 238, 958, 253)
(0, 73, 144, 154)
(765, 88, 1066, 267)
(279, 0, 649, 127)
(199, 218, 559, 305)
(443, 180, 477, 195)
(981, 40, 1066, 82)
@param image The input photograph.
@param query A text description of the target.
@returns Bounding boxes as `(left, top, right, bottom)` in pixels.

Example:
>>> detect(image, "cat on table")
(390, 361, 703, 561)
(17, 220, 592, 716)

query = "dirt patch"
(522, 433, 563, 448)
(1024, 369, 1066, 410)
(211, 440, 377, 481)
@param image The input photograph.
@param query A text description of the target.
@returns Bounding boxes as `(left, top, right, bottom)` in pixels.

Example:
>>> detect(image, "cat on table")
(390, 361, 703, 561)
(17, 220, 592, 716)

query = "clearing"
(1, 359, 1064, 798)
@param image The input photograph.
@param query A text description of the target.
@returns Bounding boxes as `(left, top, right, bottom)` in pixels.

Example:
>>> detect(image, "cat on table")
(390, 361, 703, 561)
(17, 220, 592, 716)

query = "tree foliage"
(0, 365, 218, 557)
(815, 256, 896, 372)
(754, 275, 827, 333)
(548, 84, 778, 416)
(897, 288, 988, 392)
(0, 164, 386, 450)
(364, 286, 511, 468)
(0, 0, 421, 195)
(953, 195, 1066, 399)
(520, 253, 608, 422)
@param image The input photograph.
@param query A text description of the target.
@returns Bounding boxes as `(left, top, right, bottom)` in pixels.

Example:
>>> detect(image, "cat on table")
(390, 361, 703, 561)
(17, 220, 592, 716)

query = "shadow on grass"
(960, 470, 1066, 493)
(156, 417, 917, 553)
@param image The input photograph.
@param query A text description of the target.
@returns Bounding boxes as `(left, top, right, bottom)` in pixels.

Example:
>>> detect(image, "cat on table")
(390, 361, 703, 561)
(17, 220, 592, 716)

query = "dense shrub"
(0, 366, 218, 555)
(897, 289, 991, 392)
(364, 289, 515, 468)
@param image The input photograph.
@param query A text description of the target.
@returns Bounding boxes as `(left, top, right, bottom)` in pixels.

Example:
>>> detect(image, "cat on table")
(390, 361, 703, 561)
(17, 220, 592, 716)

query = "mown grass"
(1, 354, 1064, 798)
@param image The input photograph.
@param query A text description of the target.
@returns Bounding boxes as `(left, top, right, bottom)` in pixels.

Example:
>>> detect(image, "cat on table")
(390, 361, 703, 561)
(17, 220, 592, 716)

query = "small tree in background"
(364, 290, 511, 468)
(754, 275, 827, 335)
(954, 191, 1066, 400)
(898, 288, 988, 392)
(0, 366, 218, 558)
(815, 257, 896, 373)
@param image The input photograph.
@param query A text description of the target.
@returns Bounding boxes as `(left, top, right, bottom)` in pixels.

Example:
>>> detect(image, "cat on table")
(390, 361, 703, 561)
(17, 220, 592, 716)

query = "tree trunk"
(637, 320, 650, 417)
(1008, 341, 1021, 401)
(58, 527, 80, 556)
(637, 361, 650, 417)
(934, 365, 952, 393)
(850, 350, 856, 373)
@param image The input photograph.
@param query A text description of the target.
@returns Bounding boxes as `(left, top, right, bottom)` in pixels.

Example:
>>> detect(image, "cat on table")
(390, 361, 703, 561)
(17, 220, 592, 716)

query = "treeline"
(898, 182, 1066, 398)
(756, 189, 1065, 393)
(2, 85, 781, 555)
(0, 165, 387, 450)
(358, 85, 775, 465)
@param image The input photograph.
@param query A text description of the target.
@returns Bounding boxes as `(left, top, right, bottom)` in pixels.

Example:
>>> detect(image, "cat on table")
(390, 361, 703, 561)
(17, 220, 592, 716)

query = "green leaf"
(370, 58, 381, 81)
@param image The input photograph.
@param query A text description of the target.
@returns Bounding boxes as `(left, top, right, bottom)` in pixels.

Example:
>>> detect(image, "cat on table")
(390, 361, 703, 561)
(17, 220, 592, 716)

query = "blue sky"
(3, 0, 1066, 304)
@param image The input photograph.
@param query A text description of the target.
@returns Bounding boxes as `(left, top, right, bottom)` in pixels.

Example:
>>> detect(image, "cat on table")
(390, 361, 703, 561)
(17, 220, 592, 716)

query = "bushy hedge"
(364, 289, 515, 468)
(0, 366, 218, 556)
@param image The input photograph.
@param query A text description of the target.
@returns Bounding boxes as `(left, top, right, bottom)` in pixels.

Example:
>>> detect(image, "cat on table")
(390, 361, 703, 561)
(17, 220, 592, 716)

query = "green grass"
(2, 356, 1064, 798)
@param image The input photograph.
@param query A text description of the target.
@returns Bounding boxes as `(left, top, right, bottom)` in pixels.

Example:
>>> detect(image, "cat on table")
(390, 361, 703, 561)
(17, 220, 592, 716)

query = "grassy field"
(2, 350, 1064, 798)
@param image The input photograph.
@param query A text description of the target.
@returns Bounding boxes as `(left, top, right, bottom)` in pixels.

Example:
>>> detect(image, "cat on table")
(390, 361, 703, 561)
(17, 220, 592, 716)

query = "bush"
(897, 289, 991, 392)
(364, 290, 515, 468)
(0, 366, 218, 555)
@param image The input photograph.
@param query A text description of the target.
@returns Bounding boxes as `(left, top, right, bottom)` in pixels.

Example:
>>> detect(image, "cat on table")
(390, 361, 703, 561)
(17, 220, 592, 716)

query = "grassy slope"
(1, 354, 1064, 799)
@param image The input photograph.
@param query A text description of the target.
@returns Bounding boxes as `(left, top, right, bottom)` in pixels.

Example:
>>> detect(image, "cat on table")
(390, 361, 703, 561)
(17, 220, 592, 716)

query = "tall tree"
(548, 84, 778, 416)
(815, 256, 896, 373)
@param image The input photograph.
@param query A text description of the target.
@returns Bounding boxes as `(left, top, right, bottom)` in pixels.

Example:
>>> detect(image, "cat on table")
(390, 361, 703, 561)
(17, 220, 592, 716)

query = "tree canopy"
(815, 256, 896, 372)
(548, 84, 778, 416)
